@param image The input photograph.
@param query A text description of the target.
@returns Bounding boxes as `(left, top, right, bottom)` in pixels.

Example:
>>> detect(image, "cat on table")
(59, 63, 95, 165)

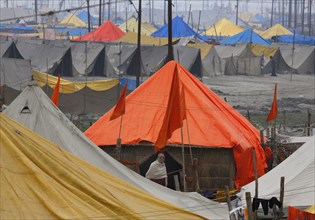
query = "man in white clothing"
(145, 153, 168, 187)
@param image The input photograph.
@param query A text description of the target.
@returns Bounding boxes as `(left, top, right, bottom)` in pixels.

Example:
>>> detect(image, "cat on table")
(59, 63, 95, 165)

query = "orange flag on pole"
(155, 65, 186, 152)
(51, 74, 61, 106)
(266, 83, 278, 122)
(110, 82, 128, 121)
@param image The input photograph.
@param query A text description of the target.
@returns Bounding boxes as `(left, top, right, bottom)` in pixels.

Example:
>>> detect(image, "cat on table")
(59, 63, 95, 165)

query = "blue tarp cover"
(151, 16, 208, 41)
(220, 28, 271, 46)
(277, 35, 315, 45)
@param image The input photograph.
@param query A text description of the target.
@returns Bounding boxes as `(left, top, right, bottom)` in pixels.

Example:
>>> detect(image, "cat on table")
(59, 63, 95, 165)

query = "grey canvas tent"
(278, 44, 315, 74)
(69, 42, 106, 76)
(15, 39, 73, 76)
(0, 41, 23, 58)
(0, 58, 32, 90)
(202, 46, 223, 77)
(215, 44, 261, 75)
(3, 84, 229, 219)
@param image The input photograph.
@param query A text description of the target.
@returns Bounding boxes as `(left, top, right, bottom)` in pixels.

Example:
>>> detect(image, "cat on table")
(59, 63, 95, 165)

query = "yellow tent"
(239, 12, 253, 22)
(305, 205, 315, 214)
(60, 13, 86, 27)
(261, 23, 293, 39)
(116, 31, 178, 45)
(187, 43, 213, 60)
(0, 113, 204, 220)
(32, 70, 119, 93)
(119, 17, 157, 35)
(204, 18, 244, 37)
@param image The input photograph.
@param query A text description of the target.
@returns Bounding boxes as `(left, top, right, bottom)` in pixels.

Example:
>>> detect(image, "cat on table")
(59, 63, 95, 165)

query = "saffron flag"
(110, 82, 128, 121)
(51, 74, 61, 106)
(266, 83, 278, 122)
(155, 66, 186, 151)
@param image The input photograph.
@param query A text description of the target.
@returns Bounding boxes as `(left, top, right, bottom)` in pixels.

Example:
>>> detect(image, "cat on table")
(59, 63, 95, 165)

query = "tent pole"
(87, 0, 91, 32)
(99, 0, 102, 26)
(271, 0, 274, 27)
(136, 0, 142, 87)
(236, 0, 239, 25)
(180, 127, 187, 192)
(167, 0, 173, 61)
(290, 30, 295, 81)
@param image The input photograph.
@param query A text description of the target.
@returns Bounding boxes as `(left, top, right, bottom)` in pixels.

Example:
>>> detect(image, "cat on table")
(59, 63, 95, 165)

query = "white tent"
(239, 136, 315, 208)
(3, 84, 229, 219)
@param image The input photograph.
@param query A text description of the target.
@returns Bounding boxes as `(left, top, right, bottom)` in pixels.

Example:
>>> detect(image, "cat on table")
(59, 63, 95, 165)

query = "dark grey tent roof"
(68, 42, 105, 76)
(15, 39, 73, 76)
(0, 58, 32, 90)
(0, 40, 23, 59)
(174, 46, 203, 77)
(0, 41, 12, 57)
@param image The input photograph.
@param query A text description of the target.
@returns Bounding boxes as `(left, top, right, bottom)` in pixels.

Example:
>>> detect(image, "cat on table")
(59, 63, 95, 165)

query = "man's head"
(157, 153, 165, 163)
(270, 56, 273, 59)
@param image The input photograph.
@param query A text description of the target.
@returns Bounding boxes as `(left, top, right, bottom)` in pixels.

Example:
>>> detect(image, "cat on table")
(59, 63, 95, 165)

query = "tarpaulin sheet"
(33, 69, 119, 93)
(74, 20, 125, 42)
(0, 114, 204, 220)
(277, 35, 315, 46)
(116, 32, 173, 45)
(240, 137, 315, 208)
(85, 61, 267, 188)
(77, 10, 98, 25)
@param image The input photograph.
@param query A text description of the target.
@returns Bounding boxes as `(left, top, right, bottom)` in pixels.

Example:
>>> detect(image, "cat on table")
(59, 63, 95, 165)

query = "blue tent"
(151, 16, 208, 41)
(277, 35, 315, 46)
(77, 10, 98, 25)
(220, 28, 271, 46)
(55, 27, 88, 36)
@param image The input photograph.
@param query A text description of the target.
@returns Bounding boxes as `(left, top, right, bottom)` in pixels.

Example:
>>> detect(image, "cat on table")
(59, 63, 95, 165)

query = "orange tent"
(74, 20, 125, 42)
(85, 61, 267, 188)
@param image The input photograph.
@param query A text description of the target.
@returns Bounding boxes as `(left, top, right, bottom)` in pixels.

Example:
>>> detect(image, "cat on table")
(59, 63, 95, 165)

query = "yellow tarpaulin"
(119, 17, 157, 36)
(251, 44, 279, 57)
(116, 32, 177, 45)
(0, 114, 204, 220)
(204, 18, 244, 37)
(59, 13, 86, 27)
(305, 205, 315, 214)
(33, 70, 119, 93)
(187, 44, 213, 60)
(261, 23, 293, 39)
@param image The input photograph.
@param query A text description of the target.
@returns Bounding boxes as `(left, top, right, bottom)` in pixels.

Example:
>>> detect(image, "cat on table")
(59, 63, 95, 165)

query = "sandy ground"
(203, 74, 315, 126)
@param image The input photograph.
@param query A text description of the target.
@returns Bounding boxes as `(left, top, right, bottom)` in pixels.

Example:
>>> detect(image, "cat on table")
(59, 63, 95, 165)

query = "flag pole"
(180, 126, 187, 192)
(116, 114, 123, 161)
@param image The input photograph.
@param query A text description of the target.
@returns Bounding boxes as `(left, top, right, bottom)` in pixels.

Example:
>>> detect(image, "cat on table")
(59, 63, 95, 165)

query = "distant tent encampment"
(77, 10, 98, 25)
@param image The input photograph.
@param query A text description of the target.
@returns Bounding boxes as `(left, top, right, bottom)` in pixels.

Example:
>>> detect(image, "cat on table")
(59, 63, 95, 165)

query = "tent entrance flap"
(140, 151, 183, 191)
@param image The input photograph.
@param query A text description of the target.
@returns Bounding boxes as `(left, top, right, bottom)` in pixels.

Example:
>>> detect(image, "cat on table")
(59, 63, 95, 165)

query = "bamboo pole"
(279, 177, 285, 214)
(245, 192, 254, 220)
(180, 127, 187, 192)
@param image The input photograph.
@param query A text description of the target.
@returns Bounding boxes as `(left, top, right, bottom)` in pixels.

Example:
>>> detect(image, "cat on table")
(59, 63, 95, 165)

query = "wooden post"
(307, 109, 311, 136)
(260, 130, 265, 149)
(116, 137, 121, 161)
(225, 185, 236, 220)
(180, 127, 187, 192)
(245, 192, 254, 220)
(272, 127, 277, 168)
(193, 158, 200, 191)
(267, 127, 270, 138)
(247, 109, 251, 121)
(252, 149, 258, 198)
(279, 177, 285, 215)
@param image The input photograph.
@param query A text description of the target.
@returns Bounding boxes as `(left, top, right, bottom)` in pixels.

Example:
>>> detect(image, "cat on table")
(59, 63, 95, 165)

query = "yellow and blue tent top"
(261, 23, 293, 39)
(59, 13, 86, 27)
